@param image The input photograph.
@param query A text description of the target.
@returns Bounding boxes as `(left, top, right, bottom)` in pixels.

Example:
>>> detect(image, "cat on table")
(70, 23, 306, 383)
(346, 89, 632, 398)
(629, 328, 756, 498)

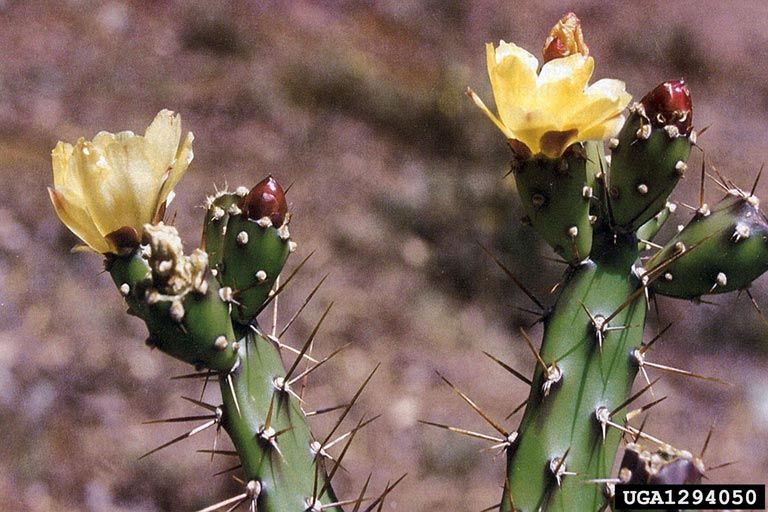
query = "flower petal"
(145, 109, 182, 173)
(156, 131, 194, 218)
(486, 41, 539, 126)
(48, 187, 111, 253)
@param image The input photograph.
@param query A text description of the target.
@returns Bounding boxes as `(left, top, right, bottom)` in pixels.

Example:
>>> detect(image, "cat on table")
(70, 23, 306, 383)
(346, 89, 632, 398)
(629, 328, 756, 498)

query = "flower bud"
(241, 175, 288, 226)
(542, 12, 589, 63)
(640, 79, 693, 135)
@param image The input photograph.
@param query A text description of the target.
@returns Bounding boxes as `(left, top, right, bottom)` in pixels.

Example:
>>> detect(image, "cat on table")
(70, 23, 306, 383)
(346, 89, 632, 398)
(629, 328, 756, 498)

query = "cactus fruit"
(608, 80, 694, 232)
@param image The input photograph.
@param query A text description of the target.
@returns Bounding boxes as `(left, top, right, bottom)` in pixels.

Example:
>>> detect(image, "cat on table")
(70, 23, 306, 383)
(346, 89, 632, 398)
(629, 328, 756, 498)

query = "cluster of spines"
(107, 176, 401, 512)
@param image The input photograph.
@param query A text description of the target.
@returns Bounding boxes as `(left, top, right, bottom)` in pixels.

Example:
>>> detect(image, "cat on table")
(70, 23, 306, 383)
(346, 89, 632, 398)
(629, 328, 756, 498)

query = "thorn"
(319, 415, 367, 499)
(180, 396, 219, 412)
(700, 423, 715, 459)
(351, 473, 373, 512)
(305, 403, 351, 417)
(633, 350, 731, 385)
(324, 414, 381, 451)
(419, 420, 505, 444)
(638, 238, 664, 250)
(321, 364, 379, 446)
(640, 321, 675, 355)
(362, 474, 407, 512)
(142, 414, 217, 425)
(197, 449, 239, 457)
(610, 378, 661, 417)
(284, 303, 334, 383)
(751, 164, 764, 197)
(171, 369, 216, 380)
(436, 372, 508, 437)
(549, 448, 576, 486)
(481, 351, 532, 385)
(626, 396, 668, 421)
(504, 398, 528, 420)
(226, 373, 242, 417)
(212, 463, 242, 477)
(280, 274, 330, 338)
(139, 418, 217, 459)
(707, 460, 737, 472)
(195, 493, 248, 512)
(254, 250, 315, 315)
(518, 327, 547, 372)
(477, 241, 546, 311)
(699, 154, 706, 209)
(289, 342, 351, 387)
(270, 274, 280, 338)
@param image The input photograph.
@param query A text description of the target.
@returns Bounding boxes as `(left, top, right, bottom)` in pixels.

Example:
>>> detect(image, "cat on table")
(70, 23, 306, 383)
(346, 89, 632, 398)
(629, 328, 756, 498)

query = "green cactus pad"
(503, 234, 646, 511)
(609, 111, 692, 232)
(202, 191, 245, 269)
(636, 202, 675, 249)
(108, 249, 239, 371)
(513, 145, 593, 265)
(220, 328, 342, 512)
(219, 210, 291, 325)
(647, 193, 768, 298)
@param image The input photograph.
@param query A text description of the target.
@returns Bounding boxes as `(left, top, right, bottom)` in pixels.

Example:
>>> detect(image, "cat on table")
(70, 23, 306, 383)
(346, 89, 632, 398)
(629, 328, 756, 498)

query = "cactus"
(462, 13, 768, 512)
(46, 112, 399, 512)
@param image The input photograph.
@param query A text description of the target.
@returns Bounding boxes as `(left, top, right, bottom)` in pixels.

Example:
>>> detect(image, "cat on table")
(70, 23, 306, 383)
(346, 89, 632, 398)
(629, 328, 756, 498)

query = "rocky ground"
(1, 1, 766, 510)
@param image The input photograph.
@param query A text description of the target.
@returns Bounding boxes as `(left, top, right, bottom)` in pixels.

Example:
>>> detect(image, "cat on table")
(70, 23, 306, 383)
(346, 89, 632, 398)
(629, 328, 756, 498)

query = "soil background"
(1, 1, 767, 511)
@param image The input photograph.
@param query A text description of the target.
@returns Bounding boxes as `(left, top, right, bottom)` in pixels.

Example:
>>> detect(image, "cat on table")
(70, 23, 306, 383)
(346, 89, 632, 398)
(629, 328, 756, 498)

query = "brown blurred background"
(1, 1, 767, 510)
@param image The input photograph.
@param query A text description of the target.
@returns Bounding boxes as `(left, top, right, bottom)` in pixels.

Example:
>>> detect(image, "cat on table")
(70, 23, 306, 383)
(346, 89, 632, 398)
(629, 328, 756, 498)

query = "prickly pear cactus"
(461, 12, 768, 512)
(47, 112, 392, 512)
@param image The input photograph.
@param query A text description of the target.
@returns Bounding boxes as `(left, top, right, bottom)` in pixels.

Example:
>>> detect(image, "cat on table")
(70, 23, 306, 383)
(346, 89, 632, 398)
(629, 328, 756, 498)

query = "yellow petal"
(145, 109, 182, 172)
(48, 187, 111, 253)
(156, 131, 194, 216)
(537, 55, 595, 120)
(486, 41, 539, 125)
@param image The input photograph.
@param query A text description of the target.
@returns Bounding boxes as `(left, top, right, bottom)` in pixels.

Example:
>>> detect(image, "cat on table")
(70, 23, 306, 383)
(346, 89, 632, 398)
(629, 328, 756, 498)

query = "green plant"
(48, 113, 395, 512)
(452, 13, 768, 512)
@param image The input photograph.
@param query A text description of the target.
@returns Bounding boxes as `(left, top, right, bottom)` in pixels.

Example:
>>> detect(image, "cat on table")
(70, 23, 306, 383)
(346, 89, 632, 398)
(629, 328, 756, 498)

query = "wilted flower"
(469, 13, 631, 158)
(48, 110, 194, 254)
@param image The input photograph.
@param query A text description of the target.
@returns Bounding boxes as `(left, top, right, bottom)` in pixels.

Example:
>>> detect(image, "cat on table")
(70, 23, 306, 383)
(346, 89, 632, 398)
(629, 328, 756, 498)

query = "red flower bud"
(542, 12, 589, 63)
(241, 175, 288, 226)
(640, 79, 693, 135)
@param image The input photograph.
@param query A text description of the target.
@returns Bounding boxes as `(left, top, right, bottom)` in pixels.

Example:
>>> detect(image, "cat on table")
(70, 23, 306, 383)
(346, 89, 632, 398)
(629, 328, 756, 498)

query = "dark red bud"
(640, 79, 693, 135)
(543, 38, 569, 63)
(241, 175, 288, 226)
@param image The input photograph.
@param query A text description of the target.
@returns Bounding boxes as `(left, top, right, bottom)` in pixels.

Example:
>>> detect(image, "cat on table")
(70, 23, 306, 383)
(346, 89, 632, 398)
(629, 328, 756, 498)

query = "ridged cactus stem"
(503, 232, 646, 511)
(219, 327, 342, 512)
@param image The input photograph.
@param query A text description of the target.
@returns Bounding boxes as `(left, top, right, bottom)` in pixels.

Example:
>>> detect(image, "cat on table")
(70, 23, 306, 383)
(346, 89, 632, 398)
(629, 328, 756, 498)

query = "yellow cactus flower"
(469, 14, 631, 158)
(48, 110, 194, 254)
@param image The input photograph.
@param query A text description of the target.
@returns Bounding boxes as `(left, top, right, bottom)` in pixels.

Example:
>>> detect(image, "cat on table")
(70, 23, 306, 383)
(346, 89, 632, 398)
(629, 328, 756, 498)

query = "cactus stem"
(253, 250, 315, 315)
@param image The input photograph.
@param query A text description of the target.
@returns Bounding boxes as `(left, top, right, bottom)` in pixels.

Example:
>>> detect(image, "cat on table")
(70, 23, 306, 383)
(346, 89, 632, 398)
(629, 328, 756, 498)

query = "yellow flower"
(469, 16, 631, 158)
(48, 110, 194, 254)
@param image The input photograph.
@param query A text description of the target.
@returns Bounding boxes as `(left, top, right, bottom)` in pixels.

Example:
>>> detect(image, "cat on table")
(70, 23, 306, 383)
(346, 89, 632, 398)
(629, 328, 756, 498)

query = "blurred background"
(1, 0, 767, 510)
